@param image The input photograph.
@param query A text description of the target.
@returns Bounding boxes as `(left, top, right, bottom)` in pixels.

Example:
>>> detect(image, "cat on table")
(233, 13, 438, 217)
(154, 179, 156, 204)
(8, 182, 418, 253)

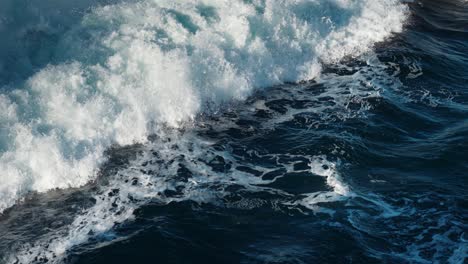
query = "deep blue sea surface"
(0, 0, 466, 263)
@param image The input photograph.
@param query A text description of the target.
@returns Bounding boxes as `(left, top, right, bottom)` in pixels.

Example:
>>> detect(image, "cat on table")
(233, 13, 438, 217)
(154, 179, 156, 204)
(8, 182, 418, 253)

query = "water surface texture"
(0, 0, 466, 263)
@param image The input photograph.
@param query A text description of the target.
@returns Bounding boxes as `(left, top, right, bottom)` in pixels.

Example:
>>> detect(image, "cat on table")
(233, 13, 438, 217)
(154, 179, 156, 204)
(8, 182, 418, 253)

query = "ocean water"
(0, 0, 466, 263)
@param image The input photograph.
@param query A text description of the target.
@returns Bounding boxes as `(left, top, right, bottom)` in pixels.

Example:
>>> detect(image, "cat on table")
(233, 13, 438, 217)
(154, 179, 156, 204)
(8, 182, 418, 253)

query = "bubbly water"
(0, 0, 466, 263)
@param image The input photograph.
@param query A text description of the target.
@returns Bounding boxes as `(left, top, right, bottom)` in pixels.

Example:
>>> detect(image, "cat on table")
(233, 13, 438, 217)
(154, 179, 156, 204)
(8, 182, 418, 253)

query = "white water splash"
(0, 0, 407, 221)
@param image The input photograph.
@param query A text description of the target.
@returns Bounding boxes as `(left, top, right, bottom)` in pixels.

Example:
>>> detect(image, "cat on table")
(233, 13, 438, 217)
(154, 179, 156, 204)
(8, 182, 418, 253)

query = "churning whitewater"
(1, 0, 467, 263)
(0, 0, 407, 214)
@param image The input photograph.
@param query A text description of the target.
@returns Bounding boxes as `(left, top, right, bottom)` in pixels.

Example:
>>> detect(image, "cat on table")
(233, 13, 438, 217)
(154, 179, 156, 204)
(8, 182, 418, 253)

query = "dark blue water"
(0, 0, 467, 263)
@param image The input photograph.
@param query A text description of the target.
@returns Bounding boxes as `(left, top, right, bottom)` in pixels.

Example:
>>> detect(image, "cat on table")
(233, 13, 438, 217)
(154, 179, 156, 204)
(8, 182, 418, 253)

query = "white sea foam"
(299, 156, 353, 211)
(0, 0, 407, 217)
(1, 1, 408, 257)
(8, 131, 287, 263)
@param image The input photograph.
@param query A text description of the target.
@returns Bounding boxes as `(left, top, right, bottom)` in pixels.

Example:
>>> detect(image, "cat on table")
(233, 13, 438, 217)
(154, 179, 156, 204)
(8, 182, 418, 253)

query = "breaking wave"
(0, 0, 407, 214)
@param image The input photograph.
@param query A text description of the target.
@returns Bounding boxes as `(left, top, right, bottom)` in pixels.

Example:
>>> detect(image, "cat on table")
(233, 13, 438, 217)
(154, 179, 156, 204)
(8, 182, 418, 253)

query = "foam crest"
(300, 156, 353, 211)
(0, 0, 407, 214)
